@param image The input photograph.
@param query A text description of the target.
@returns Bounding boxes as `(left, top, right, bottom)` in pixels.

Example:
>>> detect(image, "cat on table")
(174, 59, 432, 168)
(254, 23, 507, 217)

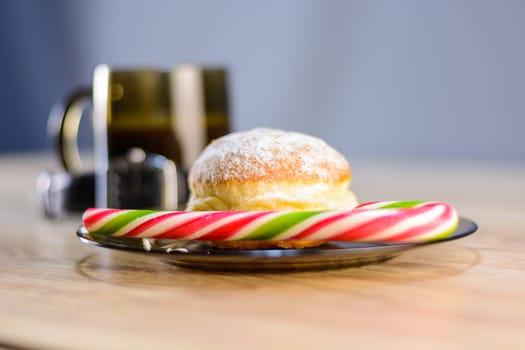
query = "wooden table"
(1, 154, 524, 350)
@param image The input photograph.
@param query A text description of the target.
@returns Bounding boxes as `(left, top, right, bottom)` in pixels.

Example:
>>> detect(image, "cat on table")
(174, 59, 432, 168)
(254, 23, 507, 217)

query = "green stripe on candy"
(427, 217, 459, 241)
(242, 211, 322, 240)
(96, 210, 157, 235)
(379, 201, 426, 209)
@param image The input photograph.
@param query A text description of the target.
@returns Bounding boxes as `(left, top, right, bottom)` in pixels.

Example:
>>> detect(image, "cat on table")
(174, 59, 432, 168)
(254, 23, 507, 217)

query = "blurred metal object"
(35, 171, 95, 219)
(107, 149, 179, 210)
(36, 149, 182, 218)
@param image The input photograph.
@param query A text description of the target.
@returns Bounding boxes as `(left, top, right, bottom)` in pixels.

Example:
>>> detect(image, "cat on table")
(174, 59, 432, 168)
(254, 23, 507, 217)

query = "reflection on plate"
(77, 217, 477, 272)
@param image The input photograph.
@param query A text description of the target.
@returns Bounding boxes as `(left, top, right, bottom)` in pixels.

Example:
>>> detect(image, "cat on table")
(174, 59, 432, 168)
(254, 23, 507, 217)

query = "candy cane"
(82, 201, 458, 243)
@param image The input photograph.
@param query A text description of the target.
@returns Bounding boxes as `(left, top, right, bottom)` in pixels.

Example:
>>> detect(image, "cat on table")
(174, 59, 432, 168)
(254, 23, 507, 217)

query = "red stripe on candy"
(385, 204, 455, 241)
(291, 212, 354, 239)
(330, 203, 439, 241)
(355, 202, 379, 209)
(198, 211, 274, 240)
(155, 211, 238, 239)
(83, 208, 121, 228)
(124, 212, 186, 237)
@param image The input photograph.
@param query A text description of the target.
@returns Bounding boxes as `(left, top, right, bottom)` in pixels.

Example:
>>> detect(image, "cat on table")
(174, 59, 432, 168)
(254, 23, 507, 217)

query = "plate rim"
(76, 217, 478, 258)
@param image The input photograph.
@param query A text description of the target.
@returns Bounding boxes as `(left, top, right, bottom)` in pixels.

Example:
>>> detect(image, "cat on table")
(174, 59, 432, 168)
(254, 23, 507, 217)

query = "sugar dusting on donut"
(189, 128, 350, 185)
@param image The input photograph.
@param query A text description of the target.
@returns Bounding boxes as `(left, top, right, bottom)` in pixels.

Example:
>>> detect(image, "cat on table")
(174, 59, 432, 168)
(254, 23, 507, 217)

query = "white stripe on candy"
(185, 211, 257, 240)
(229, 211, 286, 240)
(363, 203, 445, 241)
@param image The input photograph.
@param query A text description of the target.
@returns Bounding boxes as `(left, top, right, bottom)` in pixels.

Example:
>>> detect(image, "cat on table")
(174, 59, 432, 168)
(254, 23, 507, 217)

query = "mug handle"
(48, 87, 92, 174)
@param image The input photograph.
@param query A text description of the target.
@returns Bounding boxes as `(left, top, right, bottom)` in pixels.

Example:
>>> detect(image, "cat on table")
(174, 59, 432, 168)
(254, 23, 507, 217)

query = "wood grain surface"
(1, 154, 524, 350)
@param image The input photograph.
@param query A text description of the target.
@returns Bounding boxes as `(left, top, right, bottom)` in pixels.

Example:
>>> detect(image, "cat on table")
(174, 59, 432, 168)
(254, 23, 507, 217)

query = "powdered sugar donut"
(185, 128, 358, 248)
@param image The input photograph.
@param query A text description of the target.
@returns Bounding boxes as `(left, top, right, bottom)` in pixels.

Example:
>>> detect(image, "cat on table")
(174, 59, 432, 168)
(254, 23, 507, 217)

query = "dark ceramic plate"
(77, 217, 477, 272)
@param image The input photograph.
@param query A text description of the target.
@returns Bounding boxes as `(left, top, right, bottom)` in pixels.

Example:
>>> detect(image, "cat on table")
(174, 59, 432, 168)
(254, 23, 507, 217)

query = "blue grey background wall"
(1, 0, 524, 162)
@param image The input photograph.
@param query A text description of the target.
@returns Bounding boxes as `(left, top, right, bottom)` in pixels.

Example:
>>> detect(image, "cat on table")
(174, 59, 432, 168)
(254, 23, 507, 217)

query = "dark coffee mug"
(47, 64, 230, 210)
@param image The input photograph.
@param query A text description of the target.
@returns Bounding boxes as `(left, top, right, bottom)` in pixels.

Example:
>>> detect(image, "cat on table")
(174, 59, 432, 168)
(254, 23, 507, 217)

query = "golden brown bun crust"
(189, 128, 351, 188)
(186, 128, 358, 249)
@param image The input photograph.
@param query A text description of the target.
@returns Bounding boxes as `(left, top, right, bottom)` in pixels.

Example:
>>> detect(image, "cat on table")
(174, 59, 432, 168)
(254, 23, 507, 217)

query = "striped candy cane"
(82, 201, 458, 243)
